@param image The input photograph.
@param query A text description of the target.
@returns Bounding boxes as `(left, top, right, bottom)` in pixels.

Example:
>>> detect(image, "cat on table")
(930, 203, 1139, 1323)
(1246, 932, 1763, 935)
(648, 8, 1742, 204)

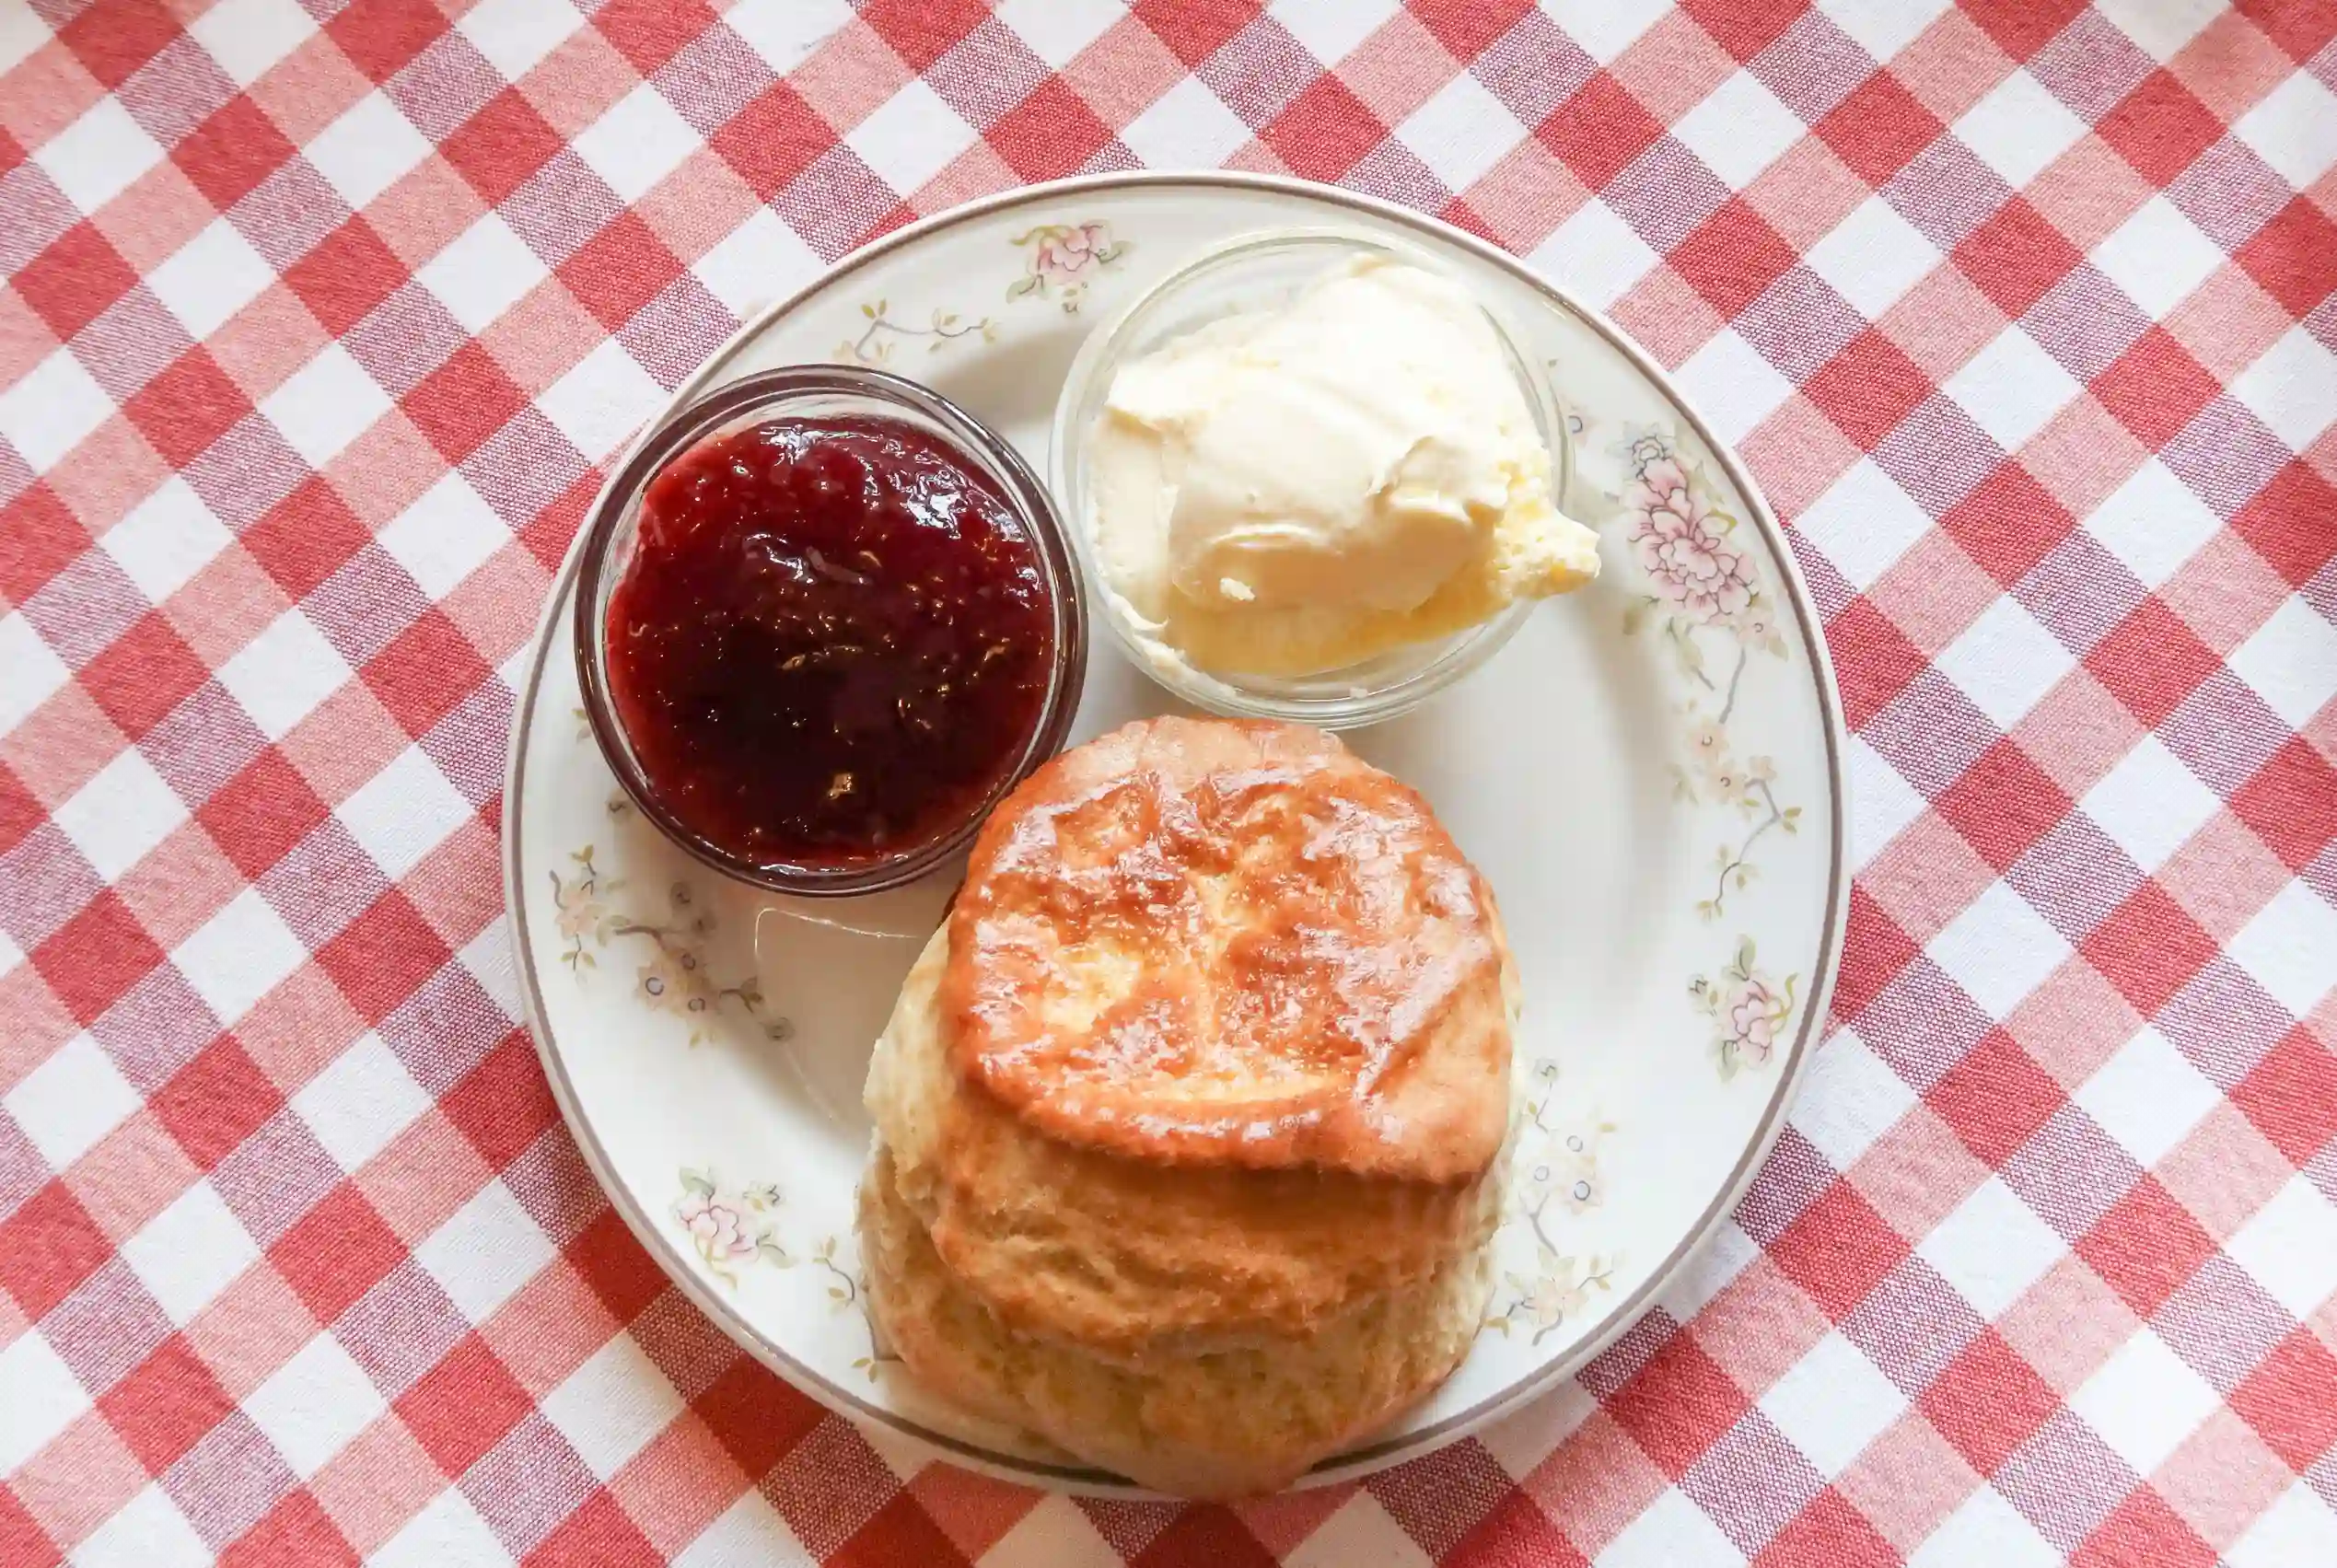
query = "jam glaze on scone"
(943, 717, 1511, 1180)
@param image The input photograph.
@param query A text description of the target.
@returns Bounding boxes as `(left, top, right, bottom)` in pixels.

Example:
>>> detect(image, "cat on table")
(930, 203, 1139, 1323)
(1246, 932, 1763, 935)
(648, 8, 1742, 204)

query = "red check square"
(32, 891, 167, 1028)
(2228, 1029, 2337, 1167)
(2084, 599, 2222, 731)
(1919, 1329, 2060, 1476)
(1538, 73, 1664, 190)
(710, 86, 833, 199)
(594, 0, 721, 75)
(0, 1179, 115, 1318)
(1954, 201, 2082, 319)
(438, 1032, 558, 1170)
(2074, 1488, 2215, 1568)
(268, 1183, 407, 1324)
(2231, 461, 2337, 587)
(2091, 329, 2221, 452)
(1808, 331, 1936, 453)
(0, 484, 93, 606)
(325, 0, 448, 84)
(2095, 71, 2226, 185)
(392, 1331, 532, 1475)
(1771, 1184, 1911, 1320)
(2234, 197, 2337, 319)
(2075, 1177, 2216, 1316)
(173, 98, 298, 211)
(363, 610, 491, 738)
(692, 1356, 826, 1480)
(315, 892, 453, 1025)
(97, 1336, 236, 1472)
(441, 91, 566, 206)
(1817, 73, 1944, 186)
(125, 348, 253, 470)
(15, 223, 140, 343)
(151, 1037, 285, 1171)
(2081, 882, 2220, 1016)
(1926, 1031, 2068, 1167)
(990, 78, 1120, 182)
(283, 219, 408, 340)
(78, 611, 208, 739)
(1669, 199, 1799, 318)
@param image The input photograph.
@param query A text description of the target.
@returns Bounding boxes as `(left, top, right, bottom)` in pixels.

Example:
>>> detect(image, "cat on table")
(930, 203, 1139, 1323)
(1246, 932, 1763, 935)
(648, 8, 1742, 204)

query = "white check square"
(2080, 736, 2220, 872)
(1927, 882, 2072, 1019)
(4, 1033, 139, 1171)
(846, 80, 974, 196)
(53, 748, 187, 882)
(1400, 73, 1529, 193)
(2081, 458, 2220, 588)
(0, 1331, 89, 1475)
(2068, 1329, 2219, 1476)
(1673, 71, 1805, 190)
(574, 83, 700, 204)
(538, 339, 664, 462)
(0, 346, 114, 471)
(1935, 596, 2075, 730)
(1917, 1174, 2064, 1318)
(261, 343, 392, 468)
(2227, 879, 2337, 1020)
(2090, 196, 2223, 319)
(33, 98, 163, 213)
(215, 608, 352, 740)
(1805, 195, 1943, 320)
(418, 212, 549, 335)
(291, 1032, 433, 1173)
(101, 477, 234, 604)
(170, 886, 308, 1026)
(1953, 70, 2086, 190)
(122, 1180, 259, 1326)
(2073, 1027, 2218, 1168)
(305, 91, 433, 212)
(378, 470, 509, 599)
(414, 1180, 556, 1324)
(541, 1337, 687, 1481)
(1760, 1330, 1908, 1476)
(1944, 327, 2080, 453)
(146, 218, 276, 341)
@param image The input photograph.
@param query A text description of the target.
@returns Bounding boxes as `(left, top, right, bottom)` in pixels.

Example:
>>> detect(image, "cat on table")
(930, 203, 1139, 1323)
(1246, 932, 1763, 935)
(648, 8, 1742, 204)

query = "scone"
(859, 716, 1518, 1496)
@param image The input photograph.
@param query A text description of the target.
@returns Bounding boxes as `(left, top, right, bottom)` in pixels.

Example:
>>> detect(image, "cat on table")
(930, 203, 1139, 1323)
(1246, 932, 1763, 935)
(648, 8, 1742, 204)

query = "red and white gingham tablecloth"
(2, 1, 2334, 1563)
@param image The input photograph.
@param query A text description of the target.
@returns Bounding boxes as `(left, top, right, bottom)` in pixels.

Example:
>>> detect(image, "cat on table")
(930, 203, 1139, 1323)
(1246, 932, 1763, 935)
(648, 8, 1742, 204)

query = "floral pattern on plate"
(1007, 220, 1128, 311)
(1692, 937, 1799, 1082)
(1486, 1058, 1621, 1343)
(676, 1167, 790, 1286)
(1600, 426, 1804, 1073)
(835, 299, 998, 366)
(550, 848, 789, 1048)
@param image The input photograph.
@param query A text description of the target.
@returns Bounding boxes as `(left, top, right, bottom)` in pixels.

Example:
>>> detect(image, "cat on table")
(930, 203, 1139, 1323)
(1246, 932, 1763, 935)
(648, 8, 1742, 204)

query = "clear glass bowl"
(575, 365, 1087, 897)
(1048, 227, 1573, 729)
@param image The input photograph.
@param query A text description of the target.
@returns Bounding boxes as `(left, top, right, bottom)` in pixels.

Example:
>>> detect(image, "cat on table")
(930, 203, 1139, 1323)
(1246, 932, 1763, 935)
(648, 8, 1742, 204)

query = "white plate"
(503, 173, 1847, 1493)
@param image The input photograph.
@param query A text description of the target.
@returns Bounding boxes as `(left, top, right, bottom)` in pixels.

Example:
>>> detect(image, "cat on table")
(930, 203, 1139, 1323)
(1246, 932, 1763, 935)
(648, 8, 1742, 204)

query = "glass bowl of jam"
(575, 366, 1087, 897)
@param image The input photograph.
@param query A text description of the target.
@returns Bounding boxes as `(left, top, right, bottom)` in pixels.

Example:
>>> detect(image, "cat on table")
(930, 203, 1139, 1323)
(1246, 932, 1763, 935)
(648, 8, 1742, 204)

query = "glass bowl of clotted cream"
(1049, 228, 1590, 730)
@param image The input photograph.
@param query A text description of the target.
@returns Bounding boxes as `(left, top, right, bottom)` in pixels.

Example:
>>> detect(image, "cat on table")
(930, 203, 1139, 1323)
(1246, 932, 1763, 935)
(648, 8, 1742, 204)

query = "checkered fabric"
(2, 0, 2332, 1563)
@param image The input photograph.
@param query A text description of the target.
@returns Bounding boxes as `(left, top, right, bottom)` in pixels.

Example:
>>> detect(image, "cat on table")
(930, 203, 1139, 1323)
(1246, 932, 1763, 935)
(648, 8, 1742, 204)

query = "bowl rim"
(1046, 224, 1575, 728)
(572, 363, 1088, 898)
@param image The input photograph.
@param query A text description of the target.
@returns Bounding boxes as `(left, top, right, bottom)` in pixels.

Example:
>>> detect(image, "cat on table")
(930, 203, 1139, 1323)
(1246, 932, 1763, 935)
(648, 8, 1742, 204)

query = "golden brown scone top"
(941, 715, 1511, 1184)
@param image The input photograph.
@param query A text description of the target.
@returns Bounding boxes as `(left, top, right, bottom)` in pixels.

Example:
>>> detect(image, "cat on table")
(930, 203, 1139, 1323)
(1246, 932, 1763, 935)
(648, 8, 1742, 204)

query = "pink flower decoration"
(1627, 458, 1753, 621)
(1032, 223, 1110, 285)
(679, 1194, 754, 1260)
(1727, 981, 1777, 1063)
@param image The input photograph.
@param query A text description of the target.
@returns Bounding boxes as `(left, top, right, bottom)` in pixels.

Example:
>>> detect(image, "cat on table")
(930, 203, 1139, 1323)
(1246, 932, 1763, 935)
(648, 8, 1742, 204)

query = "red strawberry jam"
(605, 415, 1054, 872)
